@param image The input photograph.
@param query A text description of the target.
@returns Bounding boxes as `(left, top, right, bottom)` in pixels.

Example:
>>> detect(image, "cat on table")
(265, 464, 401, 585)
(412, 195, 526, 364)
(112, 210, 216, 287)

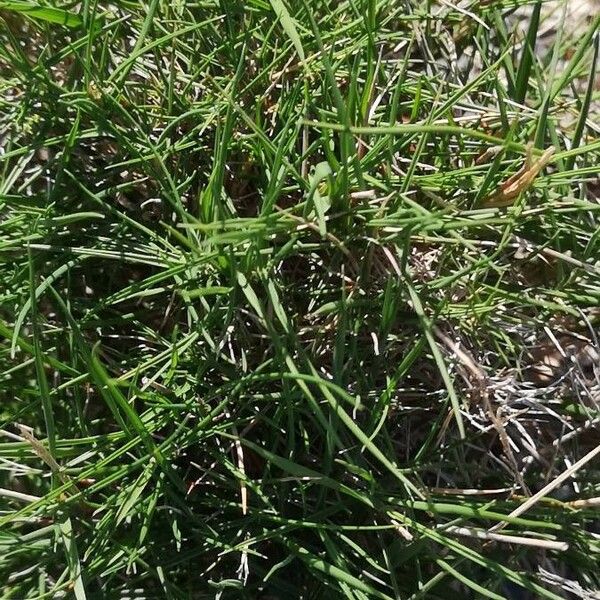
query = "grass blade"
(0, 1, 83, 27)
(513, 0, 542, 104)
(268, 0, 305, 62)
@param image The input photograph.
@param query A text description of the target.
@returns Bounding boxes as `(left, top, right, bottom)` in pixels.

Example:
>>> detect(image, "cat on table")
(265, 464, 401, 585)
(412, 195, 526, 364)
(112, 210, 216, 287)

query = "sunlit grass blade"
(0, 1, 83, 27)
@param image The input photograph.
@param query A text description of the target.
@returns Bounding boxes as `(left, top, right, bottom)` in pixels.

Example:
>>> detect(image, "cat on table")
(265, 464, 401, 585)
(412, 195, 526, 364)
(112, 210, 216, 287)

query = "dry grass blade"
(444, 525, 569, 551)
(493, 443, 600, 529)
(483, 145, 556, 207)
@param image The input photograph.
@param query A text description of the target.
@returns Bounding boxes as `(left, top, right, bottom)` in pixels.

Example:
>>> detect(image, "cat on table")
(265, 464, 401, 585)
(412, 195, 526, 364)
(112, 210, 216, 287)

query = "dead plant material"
(16, 425, 79, 498)
(433, 327, 530, 495)
(527, 330, 600, 386)
(483, 144, 555, 207)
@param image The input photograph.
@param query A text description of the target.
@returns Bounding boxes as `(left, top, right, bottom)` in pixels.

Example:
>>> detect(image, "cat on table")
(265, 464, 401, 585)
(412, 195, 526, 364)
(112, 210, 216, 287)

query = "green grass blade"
(268, 0, 305, 62)
(565, 32, 599, 172)
(513, 0, 541, 104)
(0, 1, 83, 27)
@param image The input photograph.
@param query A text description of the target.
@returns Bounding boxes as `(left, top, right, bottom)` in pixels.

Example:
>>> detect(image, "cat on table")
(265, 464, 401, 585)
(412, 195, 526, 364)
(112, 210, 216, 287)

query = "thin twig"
(444, 525, 568, 551)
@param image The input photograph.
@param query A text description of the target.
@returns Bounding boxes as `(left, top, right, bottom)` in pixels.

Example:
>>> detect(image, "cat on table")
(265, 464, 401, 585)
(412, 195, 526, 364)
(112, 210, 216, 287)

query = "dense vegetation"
(1, 0, 599, 597)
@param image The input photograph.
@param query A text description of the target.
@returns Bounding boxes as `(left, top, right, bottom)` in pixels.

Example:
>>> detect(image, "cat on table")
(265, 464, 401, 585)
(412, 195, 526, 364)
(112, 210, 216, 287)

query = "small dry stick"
(568, 497, 600, 509)
(0, 487, 40, 503)
(444, 526, 568, 551)
(232, 423, 247, 516)
(433, 327, 529, 495)
(17, 425, 79, 496)
(430, 486, 513, 496)
(490, 443, 600, 532)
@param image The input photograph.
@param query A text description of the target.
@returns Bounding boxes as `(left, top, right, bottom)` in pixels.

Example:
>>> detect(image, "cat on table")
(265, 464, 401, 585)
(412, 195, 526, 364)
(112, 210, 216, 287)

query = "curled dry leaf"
(483, 144, 555, 207)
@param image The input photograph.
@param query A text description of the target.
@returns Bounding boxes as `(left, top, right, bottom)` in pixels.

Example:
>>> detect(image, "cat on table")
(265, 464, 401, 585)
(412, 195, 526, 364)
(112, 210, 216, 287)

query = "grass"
(0, 0, 599, 597)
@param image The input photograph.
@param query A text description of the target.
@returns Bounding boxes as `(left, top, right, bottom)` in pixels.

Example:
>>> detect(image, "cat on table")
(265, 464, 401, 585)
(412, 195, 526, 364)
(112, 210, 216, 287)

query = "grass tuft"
(1, 0, 599, 597)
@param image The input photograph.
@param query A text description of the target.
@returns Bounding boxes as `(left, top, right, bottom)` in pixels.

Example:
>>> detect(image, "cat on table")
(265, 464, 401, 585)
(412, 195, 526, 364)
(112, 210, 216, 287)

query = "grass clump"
(1, 0, 599, 597)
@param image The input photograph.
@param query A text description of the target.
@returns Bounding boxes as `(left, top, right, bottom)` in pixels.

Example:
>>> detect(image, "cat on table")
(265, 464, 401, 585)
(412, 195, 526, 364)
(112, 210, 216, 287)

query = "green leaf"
(307, 161, 333, 236)
(180, 286, 232, 298)
(115, 459, 157, 526)
(57, 516, 87, 600)
(0, 1, 83, 27)
(286, 540, 394, 600)
(513, 0, 541, 104)
(268, 0, 305, 62)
